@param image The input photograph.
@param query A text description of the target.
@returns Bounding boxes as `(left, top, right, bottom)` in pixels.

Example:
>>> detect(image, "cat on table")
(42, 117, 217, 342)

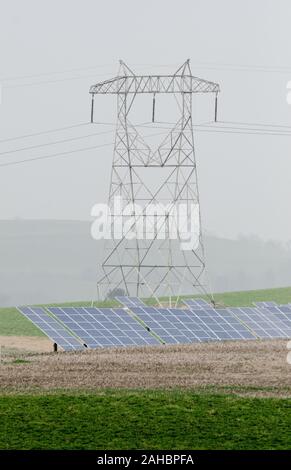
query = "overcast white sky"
(0, 0, 290, 241)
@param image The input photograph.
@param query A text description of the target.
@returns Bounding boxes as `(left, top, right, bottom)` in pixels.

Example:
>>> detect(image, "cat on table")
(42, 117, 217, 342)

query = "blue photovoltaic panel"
(164, 308, 222, 341)
(49, 307, 102, 348)
(275, 305, 291, 313)
(254, 301, 278, 308)
(251, 306, 291, 337)
(186, 308, 256, 340)
(182, 298, 212, 309)
(48, 307, 159, 348)
(172, 308, 221, 340)
(90, 307, 160, 346)
(262, 305, 291, 314)
(156, 308, 215, 342)
(228, 307, 291, 339)
(256, 305, 291, 330)
(115, 296, 146, 308)
(131, 306, 216, 344)
(18, 307, 85, 351)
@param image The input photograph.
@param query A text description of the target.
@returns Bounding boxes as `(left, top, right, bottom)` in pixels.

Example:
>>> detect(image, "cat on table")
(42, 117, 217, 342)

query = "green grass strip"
(1, 391, 291, 449)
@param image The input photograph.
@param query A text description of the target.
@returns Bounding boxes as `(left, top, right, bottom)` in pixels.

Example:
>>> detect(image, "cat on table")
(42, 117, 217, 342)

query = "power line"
(5, 60, 291, 90)
(1, 120, 291, 168)
(120, 122, 291, 137)
(0, 63, 183, 83)
(2, 60, 291, 87)
(0, 129, 115, 159)
(0, 142, 113, 168)
(190, 62, 291, 74)
(0, 130, 171, 168)
(0, 123, 91, 144)
(219, 120, 291, 130)
(196, 122, 291, 135)
(0, 64, 114, 82)
(154, 120, 291, 132)
(121, 62, 291, 74)
(195, 127, 291, 137)
(91, 120, 291, 134)
(4, 73, 113, 89)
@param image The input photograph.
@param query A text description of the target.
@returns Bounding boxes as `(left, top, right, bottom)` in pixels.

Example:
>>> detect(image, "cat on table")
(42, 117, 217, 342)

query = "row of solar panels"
(17, 296, 291, 351)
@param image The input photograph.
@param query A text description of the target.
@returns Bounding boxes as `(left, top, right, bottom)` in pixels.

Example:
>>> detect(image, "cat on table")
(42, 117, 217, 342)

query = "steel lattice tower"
(90, 60, 220, 299)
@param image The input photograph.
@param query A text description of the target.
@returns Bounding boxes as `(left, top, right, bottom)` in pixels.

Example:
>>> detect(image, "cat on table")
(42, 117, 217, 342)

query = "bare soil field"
(0, 336, 52, 353)
(0, 338, 291, 396)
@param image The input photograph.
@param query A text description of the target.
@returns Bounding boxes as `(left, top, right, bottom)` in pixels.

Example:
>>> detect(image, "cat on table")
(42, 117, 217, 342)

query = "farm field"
(2, 285, 291, 338)
(1, 286, 291, 450)
(1, 391, 291, 450)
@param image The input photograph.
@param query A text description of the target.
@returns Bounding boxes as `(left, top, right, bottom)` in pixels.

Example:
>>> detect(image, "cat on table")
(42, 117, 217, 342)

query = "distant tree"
(106, 287, 126, 300)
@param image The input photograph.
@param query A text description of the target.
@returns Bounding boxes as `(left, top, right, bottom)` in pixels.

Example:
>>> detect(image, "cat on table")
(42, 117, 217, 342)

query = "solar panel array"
(17, 307, 85, 351)
(254, 301, 278, 308)
(185, 308, 256, 340)
(17, 296, 291, 352)
(255, 305, 291, 331)
(49, 307, 159, 347)
(116, 296, 146, 308)
(130, 306, 214, 344)
(182, 298, 212, 309)
(228, 307, 291, 339)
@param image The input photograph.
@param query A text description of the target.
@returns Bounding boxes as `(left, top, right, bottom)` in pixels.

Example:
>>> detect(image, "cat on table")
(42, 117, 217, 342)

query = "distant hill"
(0, 220, 291, 306)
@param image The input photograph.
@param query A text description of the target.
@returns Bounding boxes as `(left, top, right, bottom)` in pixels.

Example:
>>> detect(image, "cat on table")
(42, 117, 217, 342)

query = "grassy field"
(209, 286, 291, 307)
(0, 308, 44, 337)
(1, 286, 291, 450)
(1, 286, 291, 337)
(0, 391, 291, 450)
(0, 300, 117, 337)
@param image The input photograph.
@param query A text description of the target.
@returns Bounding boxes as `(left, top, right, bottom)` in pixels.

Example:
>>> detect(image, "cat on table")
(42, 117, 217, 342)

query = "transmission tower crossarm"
(89, 75, 220, 95)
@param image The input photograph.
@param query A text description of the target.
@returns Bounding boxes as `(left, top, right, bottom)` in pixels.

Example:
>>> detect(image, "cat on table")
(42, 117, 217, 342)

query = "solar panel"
(91, 307, 160, 346)
(115, 296, 146, 308)
(182, 298, 212, 309)
(254, 306, 291, 337)
(18, 307, 85, 351)
(185, 308, 256, 340)
(172, 308, 221, 340)
(131, 306, 218, 344)
(257, 305, 291, 329)
(48, 307, 160, 348)
(275, 305, 291, 313)
(262, 305, 291, 314)
(228, 307, 291, 339)
(254, 301, 278, 308)
(166, 308, 222, 342)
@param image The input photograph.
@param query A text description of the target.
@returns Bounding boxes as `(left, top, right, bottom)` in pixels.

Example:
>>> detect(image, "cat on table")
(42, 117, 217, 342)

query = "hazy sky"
(0, 0, 290, 241)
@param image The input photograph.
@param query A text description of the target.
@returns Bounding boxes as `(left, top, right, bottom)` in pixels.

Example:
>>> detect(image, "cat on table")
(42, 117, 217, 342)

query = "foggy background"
(0, 0, 291, 306)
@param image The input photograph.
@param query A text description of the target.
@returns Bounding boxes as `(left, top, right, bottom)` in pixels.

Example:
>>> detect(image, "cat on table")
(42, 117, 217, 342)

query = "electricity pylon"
(90, 60, 220, 299)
